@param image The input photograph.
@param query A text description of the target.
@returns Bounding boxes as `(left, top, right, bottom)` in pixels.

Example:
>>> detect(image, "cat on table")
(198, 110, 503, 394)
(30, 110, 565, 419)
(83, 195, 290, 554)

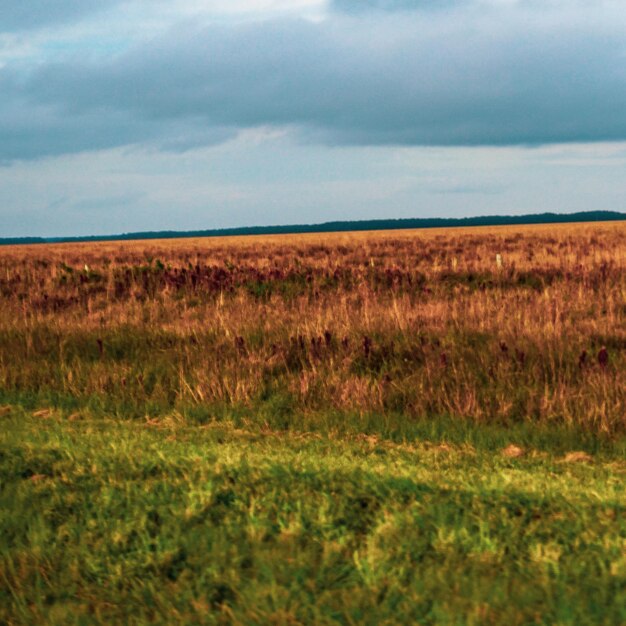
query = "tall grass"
(0, 222, 624, 435)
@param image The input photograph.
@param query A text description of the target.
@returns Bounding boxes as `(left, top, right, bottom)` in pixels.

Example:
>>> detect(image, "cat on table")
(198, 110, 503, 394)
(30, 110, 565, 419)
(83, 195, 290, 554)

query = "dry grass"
(1, 221, 624, 433)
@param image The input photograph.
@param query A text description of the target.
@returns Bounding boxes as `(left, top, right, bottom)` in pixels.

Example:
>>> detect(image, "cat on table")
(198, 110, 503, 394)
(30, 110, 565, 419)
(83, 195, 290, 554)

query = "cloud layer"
(331, 0, 463, 13)
(2, 2, 626, 161)
(0, 0, 125, 31)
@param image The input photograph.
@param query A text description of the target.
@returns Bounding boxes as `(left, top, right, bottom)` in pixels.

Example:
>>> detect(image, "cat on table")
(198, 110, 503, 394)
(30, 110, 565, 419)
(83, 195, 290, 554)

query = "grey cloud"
(2, 6, 626, 161)
(0, 1, 125, 32)
(331, 0, 599, 12)
(429, 182, 509, 195)
(0, 87, 235, 162)
(69, 192, 146, 212)
(331, 0, 462, 13)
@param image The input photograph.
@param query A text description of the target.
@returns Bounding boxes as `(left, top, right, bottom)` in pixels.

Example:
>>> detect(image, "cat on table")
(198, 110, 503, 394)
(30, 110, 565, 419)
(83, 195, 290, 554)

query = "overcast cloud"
(0, 0, 127, 31)
(2, 2, 626, 161)
(331, 0, 463, 12)
(0, 0, 625, 236)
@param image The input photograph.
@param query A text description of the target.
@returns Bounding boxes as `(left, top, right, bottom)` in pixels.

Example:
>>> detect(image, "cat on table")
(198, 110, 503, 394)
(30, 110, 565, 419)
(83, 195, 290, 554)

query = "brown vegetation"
(0, 221, 624, 433)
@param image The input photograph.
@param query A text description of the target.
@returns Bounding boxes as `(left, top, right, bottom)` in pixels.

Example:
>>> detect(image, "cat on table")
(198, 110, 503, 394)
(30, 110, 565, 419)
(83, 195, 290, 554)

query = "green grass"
(1, 408, 624, 625)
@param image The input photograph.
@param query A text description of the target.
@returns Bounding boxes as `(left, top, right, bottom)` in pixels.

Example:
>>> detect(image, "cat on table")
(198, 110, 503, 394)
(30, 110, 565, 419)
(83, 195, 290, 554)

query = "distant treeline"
(2, 210, 624, 246)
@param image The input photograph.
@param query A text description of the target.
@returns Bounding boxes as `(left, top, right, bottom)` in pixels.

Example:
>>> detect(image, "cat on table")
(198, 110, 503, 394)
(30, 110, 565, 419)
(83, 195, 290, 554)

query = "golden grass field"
(0, 221, 624, 433)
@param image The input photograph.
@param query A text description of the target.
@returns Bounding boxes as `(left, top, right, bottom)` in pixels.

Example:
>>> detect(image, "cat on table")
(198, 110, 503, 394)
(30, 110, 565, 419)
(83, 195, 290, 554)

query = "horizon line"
(2, 210, 625, 246)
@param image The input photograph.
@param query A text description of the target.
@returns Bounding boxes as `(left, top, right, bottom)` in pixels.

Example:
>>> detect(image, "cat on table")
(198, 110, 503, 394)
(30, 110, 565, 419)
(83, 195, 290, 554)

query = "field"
(1, 222, 625, 624)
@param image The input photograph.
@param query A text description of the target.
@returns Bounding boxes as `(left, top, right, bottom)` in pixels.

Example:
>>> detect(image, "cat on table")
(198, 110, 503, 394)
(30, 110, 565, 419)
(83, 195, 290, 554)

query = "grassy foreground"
(1, 408, 625, 625)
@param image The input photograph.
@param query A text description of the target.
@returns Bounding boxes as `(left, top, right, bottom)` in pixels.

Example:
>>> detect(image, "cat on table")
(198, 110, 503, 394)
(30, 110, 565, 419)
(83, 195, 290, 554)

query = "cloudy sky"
(1, 0, 626, 237)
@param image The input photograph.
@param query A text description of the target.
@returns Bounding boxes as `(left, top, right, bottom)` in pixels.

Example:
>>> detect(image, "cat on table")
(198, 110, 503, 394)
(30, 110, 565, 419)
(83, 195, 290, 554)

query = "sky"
(1, 0, 626, 237)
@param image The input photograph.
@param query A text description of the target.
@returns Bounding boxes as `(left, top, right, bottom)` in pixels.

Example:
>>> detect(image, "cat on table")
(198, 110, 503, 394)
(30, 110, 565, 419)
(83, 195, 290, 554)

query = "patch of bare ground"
(502, 444, 526, 458)
(560, 451, 594, 463)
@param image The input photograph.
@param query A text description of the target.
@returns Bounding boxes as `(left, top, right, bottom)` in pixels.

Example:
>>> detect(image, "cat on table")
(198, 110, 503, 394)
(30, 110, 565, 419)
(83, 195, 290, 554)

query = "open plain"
(1, 222, 625, 624)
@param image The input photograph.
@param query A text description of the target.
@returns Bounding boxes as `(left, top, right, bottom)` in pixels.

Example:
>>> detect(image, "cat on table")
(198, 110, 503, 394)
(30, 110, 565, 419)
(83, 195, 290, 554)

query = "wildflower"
(362, 336, 372, 359)
(597, 346, 609, 369)
(235, 336, 246, 355)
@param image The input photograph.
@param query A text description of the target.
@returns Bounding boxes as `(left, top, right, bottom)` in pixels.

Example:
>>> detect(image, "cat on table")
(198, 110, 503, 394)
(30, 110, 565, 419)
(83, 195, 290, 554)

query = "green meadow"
(1, 408, 625, 625)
